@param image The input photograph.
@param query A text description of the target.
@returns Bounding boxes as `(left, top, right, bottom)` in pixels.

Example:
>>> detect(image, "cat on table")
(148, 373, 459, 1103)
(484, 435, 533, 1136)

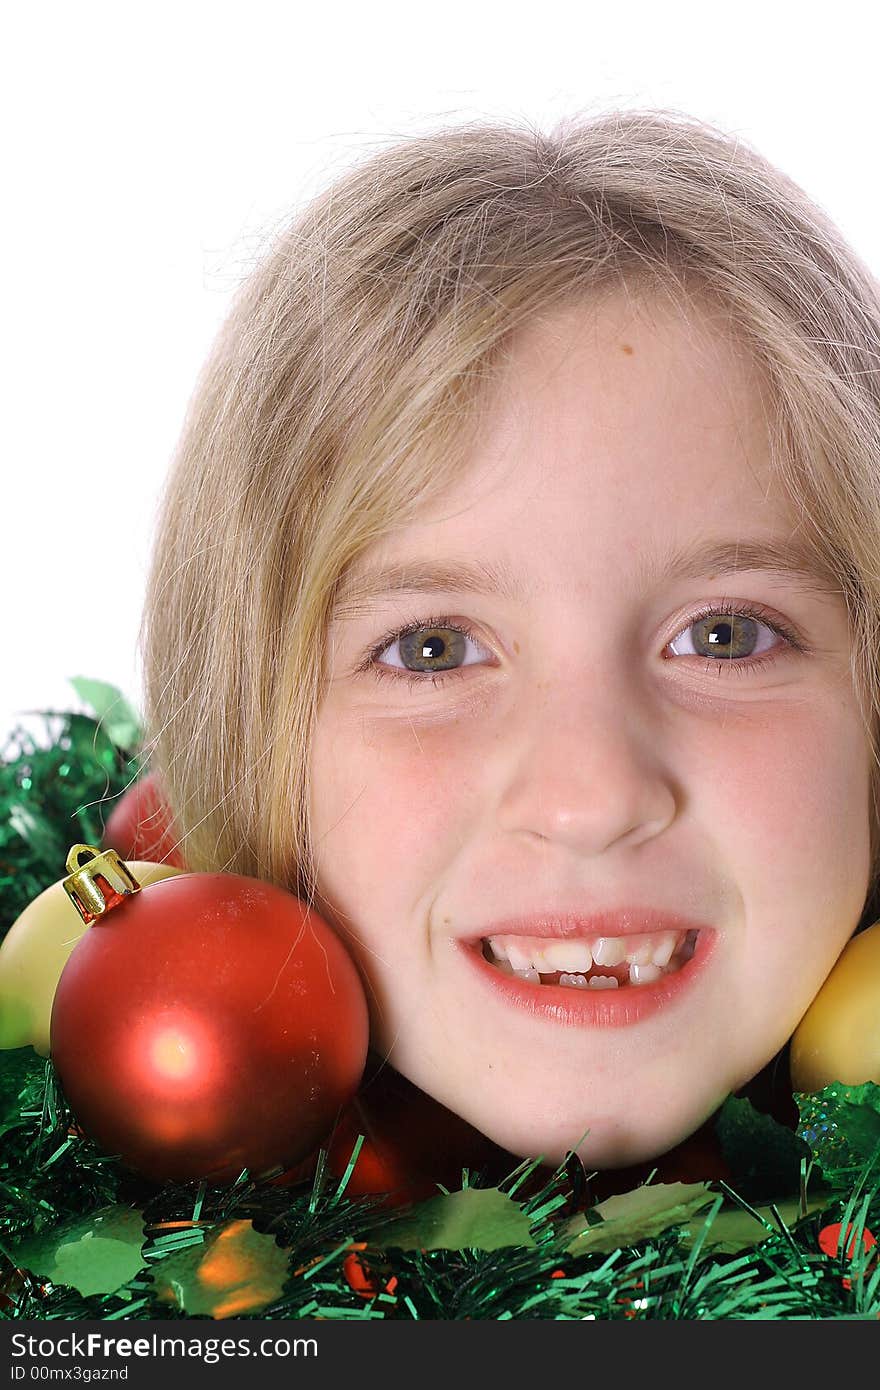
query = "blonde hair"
(141, 106, 880, 932)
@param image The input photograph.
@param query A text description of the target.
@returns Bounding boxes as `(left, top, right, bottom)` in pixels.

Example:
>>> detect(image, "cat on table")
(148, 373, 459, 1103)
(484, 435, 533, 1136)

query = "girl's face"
(309, 289, 872, 1167)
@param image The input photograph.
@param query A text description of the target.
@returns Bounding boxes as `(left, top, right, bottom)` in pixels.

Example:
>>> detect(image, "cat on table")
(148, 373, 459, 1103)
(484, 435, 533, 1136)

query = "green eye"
(689, 613, 761, 661)
(397, 626, 469, 673)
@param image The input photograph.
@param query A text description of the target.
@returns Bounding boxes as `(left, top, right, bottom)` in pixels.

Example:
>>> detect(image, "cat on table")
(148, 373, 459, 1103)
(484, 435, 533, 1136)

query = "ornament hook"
(62, 844, 142, 924)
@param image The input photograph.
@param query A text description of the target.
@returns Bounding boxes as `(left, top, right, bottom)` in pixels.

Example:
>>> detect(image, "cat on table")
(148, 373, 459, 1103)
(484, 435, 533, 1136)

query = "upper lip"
(464, 909, 709, 941)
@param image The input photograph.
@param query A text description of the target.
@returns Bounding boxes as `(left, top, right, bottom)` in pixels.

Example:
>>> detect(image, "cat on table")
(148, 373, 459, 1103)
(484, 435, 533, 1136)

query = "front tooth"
(537, 940, 593, 973)
(513, 966, 541, 983)
(629, 962, 663, 985)
(587, 975, 619, 990)
(559, 972, 590, 988)
(591, 937, 627, 967)
(650, 932, 678, 969)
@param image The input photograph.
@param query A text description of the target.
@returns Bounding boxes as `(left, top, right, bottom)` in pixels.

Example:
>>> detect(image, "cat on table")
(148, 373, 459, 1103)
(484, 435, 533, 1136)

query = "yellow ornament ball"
(0, 860, 182, 1056)
(790, 919, 880, 1092)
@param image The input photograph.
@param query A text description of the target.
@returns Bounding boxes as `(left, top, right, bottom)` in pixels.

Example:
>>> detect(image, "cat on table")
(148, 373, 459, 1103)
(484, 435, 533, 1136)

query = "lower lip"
(456, 931, 716, 1028)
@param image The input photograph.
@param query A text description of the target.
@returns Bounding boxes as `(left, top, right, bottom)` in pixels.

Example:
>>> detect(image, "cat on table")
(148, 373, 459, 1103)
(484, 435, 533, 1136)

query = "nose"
(495, 678, 678, 854)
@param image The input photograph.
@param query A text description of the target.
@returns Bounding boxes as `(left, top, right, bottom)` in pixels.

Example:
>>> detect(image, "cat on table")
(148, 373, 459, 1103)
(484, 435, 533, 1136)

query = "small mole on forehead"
(621, 343, 634, 355)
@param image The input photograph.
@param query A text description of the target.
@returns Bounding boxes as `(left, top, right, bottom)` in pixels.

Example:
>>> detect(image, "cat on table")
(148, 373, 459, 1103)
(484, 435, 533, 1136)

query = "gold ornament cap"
(62, 844, 142, 924)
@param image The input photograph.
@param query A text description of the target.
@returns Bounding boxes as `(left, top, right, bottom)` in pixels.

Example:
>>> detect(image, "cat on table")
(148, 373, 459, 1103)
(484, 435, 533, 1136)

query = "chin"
(384, 1042, 731, 1172)
(502, 1123, 680, 1170)
(456, 1093, 718, 1171)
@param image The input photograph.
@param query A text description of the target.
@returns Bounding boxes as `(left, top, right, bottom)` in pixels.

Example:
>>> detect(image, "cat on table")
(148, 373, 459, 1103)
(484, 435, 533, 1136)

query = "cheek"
(698, 697, 870, 887)
(698, 696, 872, 1034)
(309, 710, 480, 918)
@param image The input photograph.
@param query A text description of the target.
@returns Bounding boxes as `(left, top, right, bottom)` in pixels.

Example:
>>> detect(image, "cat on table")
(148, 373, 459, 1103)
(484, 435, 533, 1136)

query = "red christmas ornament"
(341, 1246, 397, 1300)
(275, 1059, 519, 1207)
(818, 1221, 877, 1290)
(102, 770, 186, 868)
(817, 1221, 876, 1261)
(50, 846, 369, 1183)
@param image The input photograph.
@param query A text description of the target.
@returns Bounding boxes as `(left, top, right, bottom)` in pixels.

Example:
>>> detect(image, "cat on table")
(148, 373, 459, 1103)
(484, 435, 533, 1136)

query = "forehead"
(419, 289, 786, 530)
(486, 285, 769, 451)
(335, 292, 841, 612)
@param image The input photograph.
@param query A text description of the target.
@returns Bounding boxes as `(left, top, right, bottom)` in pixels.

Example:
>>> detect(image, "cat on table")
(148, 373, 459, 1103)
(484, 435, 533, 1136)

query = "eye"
(370, 619, 489, 681)
(666, 600, 804, 674)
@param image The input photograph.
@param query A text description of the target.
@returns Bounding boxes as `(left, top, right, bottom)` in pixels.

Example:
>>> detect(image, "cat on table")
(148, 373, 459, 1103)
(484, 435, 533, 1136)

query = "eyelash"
(356, 600, 808, 692)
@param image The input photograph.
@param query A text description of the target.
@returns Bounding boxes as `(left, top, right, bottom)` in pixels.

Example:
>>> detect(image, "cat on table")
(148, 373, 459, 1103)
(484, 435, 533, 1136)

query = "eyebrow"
(331, 538, 843, 616)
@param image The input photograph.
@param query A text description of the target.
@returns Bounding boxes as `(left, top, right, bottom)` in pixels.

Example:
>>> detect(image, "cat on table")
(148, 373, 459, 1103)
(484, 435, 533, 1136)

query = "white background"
(4, 0, 879, 739)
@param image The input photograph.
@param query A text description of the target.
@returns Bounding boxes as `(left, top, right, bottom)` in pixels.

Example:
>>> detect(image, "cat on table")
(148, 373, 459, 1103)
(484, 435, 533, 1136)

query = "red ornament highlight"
(49, 867, 369, 1183)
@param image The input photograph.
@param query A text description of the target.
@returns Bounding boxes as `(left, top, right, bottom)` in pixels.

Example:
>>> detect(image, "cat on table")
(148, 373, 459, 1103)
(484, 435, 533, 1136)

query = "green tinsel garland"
(1, 682, 879, 1321)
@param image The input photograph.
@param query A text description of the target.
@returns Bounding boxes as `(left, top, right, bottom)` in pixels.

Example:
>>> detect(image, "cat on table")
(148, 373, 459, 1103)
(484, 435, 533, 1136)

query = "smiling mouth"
(480, 928, 699, 990)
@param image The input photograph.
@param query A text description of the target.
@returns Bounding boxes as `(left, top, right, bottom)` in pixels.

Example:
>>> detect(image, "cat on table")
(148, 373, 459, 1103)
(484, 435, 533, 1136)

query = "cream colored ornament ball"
(0, 860, 181, 1056)
(790, 918, 880, 1092)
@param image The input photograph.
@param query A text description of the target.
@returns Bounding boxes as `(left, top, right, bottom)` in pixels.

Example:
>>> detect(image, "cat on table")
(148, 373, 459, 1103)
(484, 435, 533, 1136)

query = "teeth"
(506, 941, 536, 972)
(486, 936, 510, 963)
(650, 932, 677, 968)
(591, 937, 628, 967)
(624, 935, 656, 966)
(629, 962, 663, 986)
(483, 928, 697, 990)
(621, 932, 680, 967)
(535, 940, 593, 973)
